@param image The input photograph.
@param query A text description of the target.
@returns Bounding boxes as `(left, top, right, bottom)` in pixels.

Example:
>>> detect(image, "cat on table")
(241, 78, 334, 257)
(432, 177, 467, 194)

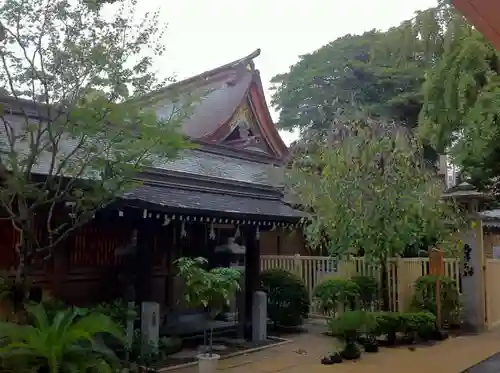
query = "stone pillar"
(252, 291, 267, 341)
(461, 219, 486, 332)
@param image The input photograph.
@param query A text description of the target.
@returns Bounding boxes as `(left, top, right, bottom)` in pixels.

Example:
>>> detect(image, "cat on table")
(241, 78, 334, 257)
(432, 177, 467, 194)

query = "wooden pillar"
(243, 225, 260, 340)
(51, 245, 68, 299)
(164, 222, 179, 310)
(135, 220, 155, 303)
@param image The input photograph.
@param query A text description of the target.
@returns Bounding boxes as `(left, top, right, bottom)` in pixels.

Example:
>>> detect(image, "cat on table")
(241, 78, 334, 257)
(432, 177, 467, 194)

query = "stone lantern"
(442, 182, 492, 213)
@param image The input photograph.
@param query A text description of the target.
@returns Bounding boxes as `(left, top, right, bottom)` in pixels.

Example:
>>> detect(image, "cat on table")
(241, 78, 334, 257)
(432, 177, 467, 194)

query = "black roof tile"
(122, 184, 304, 220)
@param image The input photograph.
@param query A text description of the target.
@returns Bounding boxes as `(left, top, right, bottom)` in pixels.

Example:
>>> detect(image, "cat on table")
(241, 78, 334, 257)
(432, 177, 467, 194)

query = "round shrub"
(260, 269, 310, 327)
(328, 310, 371, 360)
(350, 275, 379, 310)
(313, 278, 359, 315)
(411, 275, 461, 326)
(328, 310, 375, 341)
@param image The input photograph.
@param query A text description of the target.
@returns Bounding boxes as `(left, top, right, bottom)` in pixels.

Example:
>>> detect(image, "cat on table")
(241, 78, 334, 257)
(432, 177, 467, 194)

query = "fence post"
(396, 257, 404, 312)
(294, 254, 302, 278)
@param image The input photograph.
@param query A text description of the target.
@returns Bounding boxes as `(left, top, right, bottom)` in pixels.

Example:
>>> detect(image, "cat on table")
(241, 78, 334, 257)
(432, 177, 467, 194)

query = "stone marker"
(141, 301, 160, 352)
(252, 291, 267, 341)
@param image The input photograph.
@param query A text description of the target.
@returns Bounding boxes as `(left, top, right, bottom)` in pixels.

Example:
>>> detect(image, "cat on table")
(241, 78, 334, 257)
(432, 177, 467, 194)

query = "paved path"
(174, 326, 500, 373)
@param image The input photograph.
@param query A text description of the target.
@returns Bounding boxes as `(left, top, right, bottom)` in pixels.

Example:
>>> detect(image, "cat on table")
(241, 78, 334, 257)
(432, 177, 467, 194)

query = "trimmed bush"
(313, 278, 359, 315)
(328, 310, 376, 340)
(350, 275, 379, 310)
(328, 310, 369, 361)
(412, 275, 461, 326)
(328, 310, 439, 346)
(260, 269, 310, 327)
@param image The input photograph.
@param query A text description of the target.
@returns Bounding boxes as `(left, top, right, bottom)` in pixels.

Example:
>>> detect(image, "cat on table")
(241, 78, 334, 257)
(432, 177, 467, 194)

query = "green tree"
(270, 11, 448, 164)
(287, 118, 462, 306)
(0, 0, 192, 282)
(174, 257, 241, 356)
(415, 5, 500, 188)
(270, 29, 431, 132)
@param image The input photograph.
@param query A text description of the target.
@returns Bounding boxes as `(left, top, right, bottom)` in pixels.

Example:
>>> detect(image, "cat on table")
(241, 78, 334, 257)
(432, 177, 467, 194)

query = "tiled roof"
(152, 149, 282, 187)
(0, 113, 282, 187)
(155, 68, 253, 140)
(122, 184, 304, 219)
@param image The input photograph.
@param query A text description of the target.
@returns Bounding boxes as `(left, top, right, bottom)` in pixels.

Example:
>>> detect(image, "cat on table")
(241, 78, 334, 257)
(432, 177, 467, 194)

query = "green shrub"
(328, 310, 370, 361)
(372, 311, 438, 344)
(0, 304, 124, 373)
(350, 275, 379, 309)
(39, 296, 68, 322)
(400, 312, 438, 338)
(328, 310, 438, 345)
(412, 275, 461, 326)
(160, 336, 183, 356)
(88, 299, 137, 329)
(371, 312, 401, 343)
(313, 278, 359, 315)
(260, 269, 310, 327)
(328, 310, 376, 342)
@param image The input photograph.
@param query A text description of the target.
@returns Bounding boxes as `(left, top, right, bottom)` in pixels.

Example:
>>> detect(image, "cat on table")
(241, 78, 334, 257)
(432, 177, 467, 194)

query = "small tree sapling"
(174, 257, 241, 356)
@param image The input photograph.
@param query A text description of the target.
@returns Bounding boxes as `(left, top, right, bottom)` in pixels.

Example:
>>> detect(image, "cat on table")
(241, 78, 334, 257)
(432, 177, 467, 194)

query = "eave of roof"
(120, 183, 305, 221)
(137, 49, 262, 105)
(452, 0, 500, 50)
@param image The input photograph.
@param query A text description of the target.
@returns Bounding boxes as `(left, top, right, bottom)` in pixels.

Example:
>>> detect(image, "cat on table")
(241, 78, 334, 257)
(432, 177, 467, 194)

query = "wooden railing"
(260, 255, 461, 316)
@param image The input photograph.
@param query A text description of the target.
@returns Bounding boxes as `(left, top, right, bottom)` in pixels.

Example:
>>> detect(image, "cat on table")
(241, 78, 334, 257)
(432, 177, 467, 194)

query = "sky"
(154, 0, 439, 145)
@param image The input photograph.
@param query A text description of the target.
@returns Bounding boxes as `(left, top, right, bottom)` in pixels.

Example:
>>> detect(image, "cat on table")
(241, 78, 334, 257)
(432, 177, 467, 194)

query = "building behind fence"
(260, 255, 461, 316)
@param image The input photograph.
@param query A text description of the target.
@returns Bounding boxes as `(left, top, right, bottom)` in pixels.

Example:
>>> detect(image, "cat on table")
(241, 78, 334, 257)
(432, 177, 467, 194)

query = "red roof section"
(452, 0, 500, 50)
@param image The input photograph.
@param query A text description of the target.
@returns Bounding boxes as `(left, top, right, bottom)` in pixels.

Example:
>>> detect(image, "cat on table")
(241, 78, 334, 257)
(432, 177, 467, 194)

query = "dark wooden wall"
(0, 216, 174, 306)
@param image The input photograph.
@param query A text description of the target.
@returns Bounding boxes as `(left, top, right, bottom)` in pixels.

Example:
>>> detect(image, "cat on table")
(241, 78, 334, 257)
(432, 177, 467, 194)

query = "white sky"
(153, 0, 438, 144)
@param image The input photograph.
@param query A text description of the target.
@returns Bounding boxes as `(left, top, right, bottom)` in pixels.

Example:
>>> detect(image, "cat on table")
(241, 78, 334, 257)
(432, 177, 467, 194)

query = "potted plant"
(175, 257, 241, 373)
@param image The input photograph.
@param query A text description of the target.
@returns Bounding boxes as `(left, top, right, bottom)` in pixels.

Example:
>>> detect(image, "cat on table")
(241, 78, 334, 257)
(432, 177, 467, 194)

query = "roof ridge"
(140, 49, 261, 103)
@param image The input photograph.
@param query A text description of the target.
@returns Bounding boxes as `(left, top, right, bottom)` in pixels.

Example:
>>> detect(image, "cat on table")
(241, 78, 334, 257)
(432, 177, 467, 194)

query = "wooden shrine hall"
(0, 49, 305, 336)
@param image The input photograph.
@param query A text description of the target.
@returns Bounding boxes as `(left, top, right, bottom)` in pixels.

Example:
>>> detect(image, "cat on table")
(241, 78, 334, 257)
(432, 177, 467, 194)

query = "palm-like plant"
(0, 303, 125, 373)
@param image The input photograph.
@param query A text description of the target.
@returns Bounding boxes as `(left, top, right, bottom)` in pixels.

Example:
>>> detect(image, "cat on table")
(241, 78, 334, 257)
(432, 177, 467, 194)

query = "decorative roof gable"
(145, 50, 288, 159)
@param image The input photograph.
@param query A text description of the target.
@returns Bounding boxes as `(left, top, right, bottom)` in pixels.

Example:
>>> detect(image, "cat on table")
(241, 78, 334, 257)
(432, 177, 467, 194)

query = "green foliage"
(270, 31, 428, 134)
(159, 336, 183, 356)
(174, 257, 241, 318)
(350, 275, 379, 309)
(328, 310, 375, 342)
(0, 303, 125, 373)
(328, 310, 438, 345)
(288, 119, 463, 264)
(88, 299, 137, 329)
(260, 269, 310, 327)
(38, 296, 69, 322)
(313, 278, 359, 315)
(125, 329, 182, 368)
(0, 0, 193, 278)
(383, 3, 500, 187)
(412, 275, 461, 326)
(372, 311, 437, 343)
